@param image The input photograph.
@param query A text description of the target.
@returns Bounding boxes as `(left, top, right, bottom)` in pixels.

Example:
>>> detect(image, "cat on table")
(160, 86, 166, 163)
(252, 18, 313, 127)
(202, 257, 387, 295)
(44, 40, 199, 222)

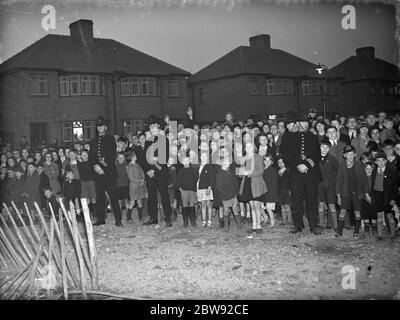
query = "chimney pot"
(69, 19, 94, 45)
(249, 34, 271, 50)
(356, 47, 375, 59)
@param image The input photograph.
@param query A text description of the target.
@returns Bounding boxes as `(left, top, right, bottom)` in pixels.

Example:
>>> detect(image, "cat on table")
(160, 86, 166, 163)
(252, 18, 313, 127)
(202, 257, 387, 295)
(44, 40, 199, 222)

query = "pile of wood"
(0, 199, 98, 300)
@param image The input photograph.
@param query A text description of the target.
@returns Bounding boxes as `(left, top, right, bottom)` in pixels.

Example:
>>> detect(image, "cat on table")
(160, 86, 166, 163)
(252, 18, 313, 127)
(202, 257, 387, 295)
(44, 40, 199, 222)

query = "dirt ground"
(92, 211, 400, 300)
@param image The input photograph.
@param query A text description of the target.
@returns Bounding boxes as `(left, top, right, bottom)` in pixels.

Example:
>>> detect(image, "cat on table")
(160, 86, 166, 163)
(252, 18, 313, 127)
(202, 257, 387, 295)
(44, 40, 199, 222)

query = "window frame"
(167, 79, 181, 97)
(29, 73, 49, 96)
(70, 75, 81, 96)
(266, 78, 295, 96)
(59, 75, 70, 96)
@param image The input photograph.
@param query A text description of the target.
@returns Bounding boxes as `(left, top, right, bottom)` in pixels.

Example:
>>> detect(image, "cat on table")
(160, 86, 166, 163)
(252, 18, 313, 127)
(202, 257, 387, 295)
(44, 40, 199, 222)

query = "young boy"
(317, 141, 339, 231)
(215, 154, 240, 232)
(361, 162, 376, 236)
(115, 152, 130, 222)
(63, 169, 81, 212)
(262, 154, 278, 227)
(77, 149, 96, 214)
(379, 118, 397, 143)
(44, 187, 61, 220)
(336, 145, 370, 238)
(176, 157, 198, 227)
(371, 152, 398, 240)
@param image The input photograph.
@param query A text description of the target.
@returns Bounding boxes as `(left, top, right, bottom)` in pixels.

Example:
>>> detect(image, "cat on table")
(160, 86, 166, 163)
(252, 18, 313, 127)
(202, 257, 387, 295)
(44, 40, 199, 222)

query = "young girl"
(262, 154, 278, 227)
(277, 156, 293, 226)
(238, 142, 267, 234)
(197, 151, 215, 227)
(126, 150, 147, 223)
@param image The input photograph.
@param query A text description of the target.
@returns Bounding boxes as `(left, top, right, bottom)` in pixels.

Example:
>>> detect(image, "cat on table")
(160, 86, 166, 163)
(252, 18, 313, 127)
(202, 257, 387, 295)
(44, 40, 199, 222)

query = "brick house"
(330, 46, 400, 114)
(0, 19, 190, 148)
(188, 34, 342, 123)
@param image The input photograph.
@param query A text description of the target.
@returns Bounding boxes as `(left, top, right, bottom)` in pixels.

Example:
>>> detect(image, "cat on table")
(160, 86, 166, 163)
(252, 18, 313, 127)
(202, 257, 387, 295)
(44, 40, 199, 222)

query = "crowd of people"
(1, 107, 399, 241)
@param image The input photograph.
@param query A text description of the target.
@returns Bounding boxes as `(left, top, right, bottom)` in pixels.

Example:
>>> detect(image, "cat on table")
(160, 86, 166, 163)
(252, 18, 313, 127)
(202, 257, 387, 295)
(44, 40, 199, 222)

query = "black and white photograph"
(0, 0, 399, 307)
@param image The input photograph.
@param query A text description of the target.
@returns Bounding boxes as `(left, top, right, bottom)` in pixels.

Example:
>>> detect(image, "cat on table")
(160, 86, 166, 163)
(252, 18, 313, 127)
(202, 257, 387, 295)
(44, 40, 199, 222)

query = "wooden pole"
(28, 227, 46, 295)
(34, 202, 78, 288)
(0, 258, 34, 299)
(59, 207, 68, 300)
(59, 200, 94, 279)
(2, 204, 34, 262)
(81, 198, 98, 289)
(0, 215, 30, 267)
(46, 219, 55, 299)
(68, 201, 87, 299)
(0, 228, 24, 270)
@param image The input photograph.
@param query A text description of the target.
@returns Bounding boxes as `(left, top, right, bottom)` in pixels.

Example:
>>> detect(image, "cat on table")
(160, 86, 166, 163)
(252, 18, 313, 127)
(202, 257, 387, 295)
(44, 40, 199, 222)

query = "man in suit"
(330, 119, 350, 145)
(346, 115, 358, 142)
(324, 126, 347, 163)
(89, 116, 122, 227)
(142, 115, 173, 227)
(280, 111, 322, 235)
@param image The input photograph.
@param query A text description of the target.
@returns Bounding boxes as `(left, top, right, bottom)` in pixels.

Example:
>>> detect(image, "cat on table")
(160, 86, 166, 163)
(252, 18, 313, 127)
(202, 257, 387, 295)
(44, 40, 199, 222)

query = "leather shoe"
(115, 221, 124, 227)
(311, 228, 322, 235)
(93, 220, 106, 226)
(142, 219, 158, 226)
(290, 227, 303, 234)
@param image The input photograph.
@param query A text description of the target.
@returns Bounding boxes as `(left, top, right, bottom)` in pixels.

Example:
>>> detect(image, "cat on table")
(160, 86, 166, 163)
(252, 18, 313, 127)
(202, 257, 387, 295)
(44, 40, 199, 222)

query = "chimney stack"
(356, 47, 375, 59)
(249, 34, 271, 50)
(69, 19, 94, 46)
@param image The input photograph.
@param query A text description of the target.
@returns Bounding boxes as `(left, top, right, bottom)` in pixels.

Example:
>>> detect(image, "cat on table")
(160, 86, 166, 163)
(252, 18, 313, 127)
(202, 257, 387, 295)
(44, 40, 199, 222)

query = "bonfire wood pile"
(0, 199, 98, 300)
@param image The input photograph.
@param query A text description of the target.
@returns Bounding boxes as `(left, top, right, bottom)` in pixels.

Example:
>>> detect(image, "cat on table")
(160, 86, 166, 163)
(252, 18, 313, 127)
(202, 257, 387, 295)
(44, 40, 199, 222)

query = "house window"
(72, 121, 84, 141)
(120, 77, 158, 97)
(326, 81, 337, 95)
(131, 77, 140, 96)
(59, 76, 70, 96)
(301, 80, 325, 96)
(70, 75, 81, 96)
(248, 79, 258, 95)
(91, 76, 100, 95)
(60, 74, 105, 96)
(83, 120, 96, 141)
(199, 88, 205, 104)
(167, 80, 180, 97)
(141, 77, 156, 96)
(123, 119, 144, 135)
(81, 75, 92, 95)
(369, 82, 375, 96)
(29, 74, 48, 95)
(121, 78, 131, 97)
(266, 79, 294, 95)
(63, 122, 73, 142)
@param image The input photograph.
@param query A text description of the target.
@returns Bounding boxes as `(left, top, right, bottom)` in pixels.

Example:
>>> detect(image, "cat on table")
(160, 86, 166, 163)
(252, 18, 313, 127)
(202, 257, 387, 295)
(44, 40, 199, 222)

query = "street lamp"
(315, 63, 329, 119)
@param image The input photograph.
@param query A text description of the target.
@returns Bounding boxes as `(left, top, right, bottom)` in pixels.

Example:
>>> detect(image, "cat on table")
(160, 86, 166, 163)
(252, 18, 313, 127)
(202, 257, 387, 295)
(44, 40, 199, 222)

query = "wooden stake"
(0, 229, 23, 270)
(34, 202, 78, 288)
(28, 227, 46, 294)
(2, 204, 34, 262)
(0, 216, 29, 267)
(59, 201, 94, 280)
(81, 198, 98, 289)
(0, 258, 34, 299)
(59, 207, 68, 300)
(46, 219, 55, 299)
(68, 201, 87, 300)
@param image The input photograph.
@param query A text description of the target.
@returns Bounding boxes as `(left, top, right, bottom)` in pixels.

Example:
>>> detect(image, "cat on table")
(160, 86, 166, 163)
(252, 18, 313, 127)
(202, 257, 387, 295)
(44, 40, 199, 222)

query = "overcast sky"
(0, 1, 397, 73)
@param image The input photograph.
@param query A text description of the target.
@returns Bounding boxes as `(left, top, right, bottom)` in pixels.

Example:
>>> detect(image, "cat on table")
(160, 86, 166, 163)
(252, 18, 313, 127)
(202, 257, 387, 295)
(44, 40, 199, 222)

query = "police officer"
(89, 116, 123, 227)
(280, 111, 322, 235)
(142, 115, 173, 227)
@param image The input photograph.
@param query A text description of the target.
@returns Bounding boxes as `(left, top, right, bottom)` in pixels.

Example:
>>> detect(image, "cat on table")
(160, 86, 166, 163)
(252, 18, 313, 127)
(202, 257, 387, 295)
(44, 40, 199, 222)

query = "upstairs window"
(59, 74, 105, 96)
(302, 80, 326, 96)
(248, 79, 259, 95)
(120, 77, 159, 97)
(30, 74, 48, 95)
(266, 79, 295, 95)
(167, 80, 180, 97)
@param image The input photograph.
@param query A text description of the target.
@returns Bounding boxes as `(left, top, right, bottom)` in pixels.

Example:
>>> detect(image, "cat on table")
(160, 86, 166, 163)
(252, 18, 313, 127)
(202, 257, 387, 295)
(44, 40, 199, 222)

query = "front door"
(30, 123, 47, 149)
